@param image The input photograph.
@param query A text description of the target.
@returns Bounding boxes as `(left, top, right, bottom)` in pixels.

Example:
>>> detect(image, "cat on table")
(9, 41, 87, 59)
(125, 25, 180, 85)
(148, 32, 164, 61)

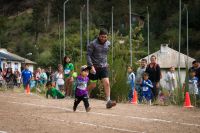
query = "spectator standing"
(189, 60, 200, 96)
(14, 69, 21, 87)
(127, 66, 135, 102)
(53, 64, 65, 91)
(40, 69, 48, 86)
(35, 67, 41, 87)
(4, 68, 16, 89)
(63, 56, 74, 97)
(188, 69, 199, 96)
(189, 60, 200, 81)
(145, 55, 161, 102)
(21, 64, 32, 91)
(165, 66, 177, 96)
(135, 59, 147, 103)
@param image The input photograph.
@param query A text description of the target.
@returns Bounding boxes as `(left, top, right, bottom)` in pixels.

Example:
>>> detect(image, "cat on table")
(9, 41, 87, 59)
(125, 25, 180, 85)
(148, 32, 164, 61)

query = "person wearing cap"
(86, 28, 116, 109)
(73, 65, 91, 112)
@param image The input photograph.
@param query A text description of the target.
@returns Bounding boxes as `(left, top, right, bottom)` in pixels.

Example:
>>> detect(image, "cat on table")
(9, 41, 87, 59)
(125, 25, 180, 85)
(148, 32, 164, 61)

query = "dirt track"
(0, 91, 200, 133)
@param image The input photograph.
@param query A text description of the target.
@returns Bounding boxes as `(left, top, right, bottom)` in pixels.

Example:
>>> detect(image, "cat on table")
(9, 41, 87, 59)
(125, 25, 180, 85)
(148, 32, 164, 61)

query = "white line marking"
(90, 112, 119, 117)
(30, 113, 144, 133)
(5, 102, 144, 133)
(175, 122, 200, 127)
(6, 101, 200, 128)
(0, 131, 8, 133)
(126, 116, 171, 123)
(2, 109, 142, 133)
(77, 122, 144, 133)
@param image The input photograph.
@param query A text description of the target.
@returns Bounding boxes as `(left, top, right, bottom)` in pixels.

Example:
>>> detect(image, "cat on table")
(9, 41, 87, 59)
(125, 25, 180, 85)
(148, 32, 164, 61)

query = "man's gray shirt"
(87, 38, 110, 67)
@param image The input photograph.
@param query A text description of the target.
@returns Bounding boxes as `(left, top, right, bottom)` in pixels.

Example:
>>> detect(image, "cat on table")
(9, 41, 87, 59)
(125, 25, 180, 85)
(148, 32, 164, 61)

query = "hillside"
(1, 0, 199, 67)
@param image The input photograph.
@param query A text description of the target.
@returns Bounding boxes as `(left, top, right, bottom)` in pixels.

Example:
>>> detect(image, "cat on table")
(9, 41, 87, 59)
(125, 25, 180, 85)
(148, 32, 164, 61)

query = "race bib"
(77, 82, 87, 90)
(64, 68, 70, 75)
(57, 79, 64, 85)
(143, 87, 149, 91)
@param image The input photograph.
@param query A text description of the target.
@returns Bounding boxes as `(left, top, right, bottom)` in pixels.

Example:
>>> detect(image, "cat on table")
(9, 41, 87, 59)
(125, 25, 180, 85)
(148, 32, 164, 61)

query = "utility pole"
(186, 6, 189, 67)
(63, 0, 70, 57)
(129, 0, 132, 66)
(178, 0, 181, 83)
(147, 6, 150, 63)
(111, 6, 114, 66)
(58, 14, 62, 64)
(87, 0, 89, 46)
(80, 5, 85, 63)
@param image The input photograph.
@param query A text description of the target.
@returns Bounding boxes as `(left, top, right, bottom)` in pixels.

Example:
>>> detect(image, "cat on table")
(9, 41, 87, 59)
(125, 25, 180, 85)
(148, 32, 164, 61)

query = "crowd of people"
(127, 56, 200, 105)
(0, 67, 21, 88)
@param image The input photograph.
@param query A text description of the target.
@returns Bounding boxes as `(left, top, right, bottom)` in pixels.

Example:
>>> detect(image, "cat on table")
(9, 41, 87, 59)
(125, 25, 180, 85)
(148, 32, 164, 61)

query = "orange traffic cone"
(131, 89, 138, 104)
(26, 84, 31, 94)
(184, 92, 193, 108)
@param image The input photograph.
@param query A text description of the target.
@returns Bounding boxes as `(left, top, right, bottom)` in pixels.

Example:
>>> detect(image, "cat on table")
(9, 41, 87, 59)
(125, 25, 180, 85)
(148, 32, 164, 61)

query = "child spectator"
(127, 66, 135, 102)
(73, 65, 91, 112)
(14, 69, 21, 87)
(165, 66, 177, 96)
(29, 77, 36, 90)
(40, 69, 48, 86)
(141, 72, 153, 105)
(188, 69, 199, 96)
(35, 67, 41, 87)
(46, 81, 65, 99)
(63, 56, 74, 97)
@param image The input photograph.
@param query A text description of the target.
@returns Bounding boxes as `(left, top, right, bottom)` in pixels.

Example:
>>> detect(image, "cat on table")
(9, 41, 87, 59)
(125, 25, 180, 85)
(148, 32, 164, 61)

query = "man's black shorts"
(88, 67, 109, 81)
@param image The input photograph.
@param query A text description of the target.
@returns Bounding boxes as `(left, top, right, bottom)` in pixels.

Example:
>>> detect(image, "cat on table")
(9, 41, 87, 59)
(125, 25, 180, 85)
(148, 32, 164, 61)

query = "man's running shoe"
(73, 106, 76, 112)
(106, 100, 116, 109)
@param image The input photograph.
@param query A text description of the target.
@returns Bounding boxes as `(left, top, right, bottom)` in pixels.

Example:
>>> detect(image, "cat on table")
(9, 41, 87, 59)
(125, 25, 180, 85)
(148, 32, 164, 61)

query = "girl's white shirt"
(165, 71, 176, 91)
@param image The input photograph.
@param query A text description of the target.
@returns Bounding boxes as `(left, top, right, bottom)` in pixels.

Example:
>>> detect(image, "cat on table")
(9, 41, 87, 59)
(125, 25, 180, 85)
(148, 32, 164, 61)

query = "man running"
(87, 28, 116, 109)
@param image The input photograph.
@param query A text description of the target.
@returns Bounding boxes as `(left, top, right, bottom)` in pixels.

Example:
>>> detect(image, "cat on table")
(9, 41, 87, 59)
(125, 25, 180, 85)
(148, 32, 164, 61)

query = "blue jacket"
(21, 69, 32, 85)
(127, 72, 135, 89)
(141, 79, 153, 92)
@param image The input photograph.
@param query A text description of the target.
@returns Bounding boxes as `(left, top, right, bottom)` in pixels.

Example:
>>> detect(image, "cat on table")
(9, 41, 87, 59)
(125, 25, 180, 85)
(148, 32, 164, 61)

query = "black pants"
(151, 82, 160, 101)
(74, 94, 89, 109)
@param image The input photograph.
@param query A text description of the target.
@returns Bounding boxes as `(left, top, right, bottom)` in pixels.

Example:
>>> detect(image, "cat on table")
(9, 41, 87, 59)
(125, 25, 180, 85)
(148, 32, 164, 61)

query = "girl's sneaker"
(73, 106, 76, 112)
(86, 107, 91, 112)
